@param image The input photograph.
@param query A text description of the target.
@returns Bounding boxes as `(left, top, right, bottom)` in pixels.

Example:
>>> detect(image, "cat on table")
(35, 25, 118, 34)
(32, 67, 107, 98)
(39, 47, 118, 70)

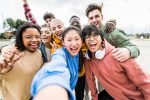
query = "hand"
(0, 51, 24, 75)
(112, 48, 130, 62)
(1, 46, 17, 62)
(105, 22, 116, 33)
(50, 41, 58, 50)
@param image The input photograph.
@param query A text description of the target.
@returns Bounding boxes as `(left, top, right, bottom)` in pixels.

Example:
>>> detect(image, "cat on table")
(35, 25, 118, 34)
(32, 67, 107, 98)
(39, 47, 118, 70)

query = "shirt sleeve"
(84, 60, 98, 100)
(121, 59, 150, 100)
(31, 50, 75, 100)
(113, 30, 140, 58)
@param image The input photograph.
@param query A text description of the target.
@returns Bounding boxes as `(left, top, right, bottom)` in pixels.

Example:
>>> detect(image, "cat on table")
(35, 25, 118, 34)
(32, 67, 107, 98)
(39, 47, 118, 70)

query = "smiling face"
(50, 19, 65, 40)
(85, 33, 102, 53)
(22, 28, 41, 53)
(82, 25, 104, 53)
(62, 29, 82, 56)
(41, 27, 52, 44)
(88, 9, 103, 28)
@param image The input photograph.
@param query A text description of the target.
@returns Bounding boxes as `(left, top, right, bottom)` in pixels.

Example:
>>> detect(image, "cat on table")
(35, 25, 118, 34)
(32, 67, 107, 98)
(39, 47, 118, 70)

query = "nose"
(89, 36, 94, 40)
(72, 40, 77, 45)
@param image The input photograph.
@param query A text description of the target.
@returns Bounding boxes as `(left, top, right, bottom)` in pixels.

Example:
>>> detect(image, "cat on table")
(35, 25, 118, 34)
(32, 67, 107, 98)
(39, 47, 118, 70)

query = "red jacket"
(84, 40, 150, 100)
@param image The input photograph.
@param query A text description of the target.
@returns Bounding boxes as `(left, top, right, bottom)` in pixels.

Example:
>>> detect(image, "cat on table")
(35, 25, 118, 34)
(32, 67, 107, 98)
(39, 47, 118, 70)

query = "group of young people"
(0, 1, 150, 100)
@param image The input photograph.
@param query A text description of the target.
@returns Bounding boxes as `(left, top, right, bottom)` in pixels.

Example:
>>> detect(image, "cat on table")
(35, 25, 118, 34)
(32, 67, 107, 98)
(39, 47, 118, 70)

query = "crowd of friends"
(0, 0, 150, 100)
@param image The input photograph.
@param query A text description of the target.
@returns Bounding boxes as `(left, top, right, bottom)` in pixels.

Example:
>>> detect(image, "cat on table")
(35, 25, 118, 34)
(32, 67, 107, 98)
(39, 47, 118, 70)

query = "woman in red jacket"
(82, 24, 150, 100)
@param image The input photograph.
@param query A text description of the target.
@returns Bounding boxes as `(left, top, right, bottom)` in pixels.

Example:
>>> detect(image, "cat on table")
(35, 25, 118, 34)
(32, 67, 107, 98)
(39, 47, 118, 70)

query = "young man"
(69, 15, 82, 30)
(85, 3, 140, 62)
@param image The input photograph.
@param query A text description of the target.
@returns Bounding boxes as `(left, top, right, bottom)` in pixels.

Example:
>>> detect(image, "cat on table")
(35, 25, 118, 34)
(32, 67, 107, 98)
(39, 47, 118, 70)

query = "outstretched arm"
(34, 85, 68, 100)
(22, 0, 37, 24)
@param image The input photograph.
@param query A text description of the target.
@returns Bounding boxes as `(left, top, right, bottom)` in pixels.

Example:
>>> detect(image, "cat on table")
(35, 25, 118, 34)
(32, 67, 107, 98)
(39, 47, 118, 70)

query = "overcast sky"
(0, 0, 150, 34)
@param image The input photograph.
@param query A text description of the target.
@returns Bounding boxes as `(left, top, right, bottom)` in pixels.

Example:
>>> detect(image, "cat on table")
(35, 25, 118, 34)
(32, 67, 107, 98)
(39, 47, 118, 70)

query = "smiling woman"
(31, 26, 82, 100)
(0, 22, 43, 100)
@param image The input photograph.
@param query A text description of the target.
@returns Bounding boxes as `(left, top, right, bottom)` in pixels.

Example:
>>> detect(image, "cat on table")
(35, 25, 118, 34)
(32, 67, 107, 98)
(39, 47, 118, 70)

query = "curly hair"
(43, 12, 55, 21)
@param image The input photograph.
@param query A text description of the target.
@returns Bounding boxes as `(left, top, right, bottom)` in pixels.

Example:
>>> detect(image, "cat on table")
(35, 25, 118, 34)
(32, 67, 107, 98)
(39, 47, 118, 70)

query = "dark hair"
(69, 15, 80, 22)
(43, 12, 55, 21)
(86, 3, 102, 17)
(82, 24, 103, 39)
(15, 22, 41, 51)
(82, 24, 105, 58)
(62, 26, 82, 41)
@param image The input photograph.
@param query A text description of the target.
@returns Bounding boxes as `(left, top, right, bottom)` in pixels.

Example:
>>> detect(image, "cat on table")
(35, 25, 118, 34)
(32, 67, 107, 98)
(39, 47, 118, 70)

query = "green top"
(101, 26, 140, 58)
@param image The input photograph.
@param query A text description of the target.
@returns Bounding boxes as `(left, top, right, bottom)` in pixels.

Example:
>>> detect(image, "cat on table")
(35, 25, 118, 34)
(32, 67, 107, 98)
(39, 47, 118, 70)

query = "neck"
(45, 43, 51, 49)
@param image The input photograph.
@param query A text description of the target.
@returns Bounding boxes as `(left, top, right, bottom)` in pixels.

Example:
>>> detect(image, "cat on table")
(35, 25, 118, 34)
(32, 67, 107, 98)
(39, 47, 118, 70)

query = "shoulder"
(51, 48, 66, 60)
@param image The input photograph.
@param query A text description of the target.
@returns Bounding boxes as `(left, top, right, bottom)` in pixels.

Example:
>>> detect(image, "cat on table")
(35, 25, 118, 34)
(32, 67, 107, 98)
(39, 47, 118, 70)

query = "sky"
(0, 0, 150, 34)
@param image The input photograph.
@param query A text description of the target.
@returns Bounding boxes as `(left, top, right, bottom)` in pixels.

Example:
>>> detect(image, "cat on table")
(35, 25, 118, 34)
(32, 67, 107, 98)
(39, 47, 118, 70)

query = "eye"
(45, 31, 50, 34)
(52, 27, 56, 31)
(35, 35, 41, 39)
(85, 35, 90, 39)
(89, 17, 93, 20)
(67, 39, 72, 42)
(75, 37, 80, 41)
(95, 14, 100, 18)
(58, 25, 62, 29)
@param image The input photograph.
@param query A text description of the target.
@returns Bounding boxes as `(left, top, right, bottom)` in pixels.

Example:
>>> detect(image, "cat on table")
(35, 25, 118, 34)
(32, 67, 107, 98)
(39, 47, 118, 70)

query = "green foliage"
(3, 17, 26, 31)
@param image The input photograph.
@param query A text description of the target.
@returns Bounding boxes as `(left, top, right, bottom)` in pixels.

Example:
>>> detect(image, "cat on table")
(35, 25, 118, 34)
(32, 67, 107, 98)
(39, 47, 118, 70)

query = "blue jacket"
(31, 47, 79, 100)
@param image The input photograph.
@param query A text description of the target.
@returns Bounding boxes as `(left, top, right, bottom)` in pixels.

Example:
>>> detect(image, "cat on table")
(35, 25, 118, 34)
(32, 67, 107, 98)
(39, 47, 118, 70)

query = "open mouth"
(56, 32, 62, 37)
(29, 43, 38, 49)
(41, 37, 48, 41)
(70, 47, 79, 54)
(89, 43, 97, 49)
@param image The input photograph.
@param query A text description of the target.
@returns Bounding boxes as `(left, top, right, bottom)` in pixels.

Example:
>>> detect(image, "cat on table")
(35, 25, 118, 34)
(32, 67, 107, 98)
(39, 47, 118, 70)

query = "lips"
(30, 43, 38, 49)
(56, 32, 62, 37)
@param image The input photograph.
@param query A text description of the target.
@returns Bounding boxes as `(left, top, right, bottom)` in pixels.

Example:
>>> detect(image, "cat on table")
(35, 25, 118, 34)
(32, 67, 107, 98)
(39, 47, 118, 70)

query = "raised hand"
(50, 41, 58, 50)
(105, 19, 116, 33)
(0, 47, 24, 75)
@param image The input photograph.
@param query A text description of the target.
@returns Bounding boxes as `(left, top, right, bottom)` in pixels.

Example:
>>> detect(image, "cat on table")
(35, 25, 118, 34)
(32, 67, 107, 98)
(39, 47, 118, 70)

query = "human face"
(85, 33, 102, 53)
(51, 20, 65, 40)
(45, 18, 52, 28)
(22, 28, 41, 53)
(62, 30, 82, 56)
(70, 17, 80, 27)
(88, 9, 103, 28)
(41, 27, 52, 44)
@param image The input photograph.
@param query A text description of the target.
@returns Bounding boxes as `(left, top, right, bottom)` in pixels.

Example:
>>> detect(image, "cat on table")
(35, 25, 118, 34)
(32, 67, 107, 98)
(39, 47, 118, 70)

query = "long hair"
(15, 22, 41, 51)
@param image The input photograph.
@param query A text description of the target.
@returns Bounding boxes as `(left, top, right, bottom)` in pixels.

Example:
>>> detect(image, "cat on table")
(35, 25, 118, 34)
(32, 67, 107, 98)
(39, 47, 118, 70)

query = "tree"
(3, 17, 26, 31)
(15, 19, 26, 30)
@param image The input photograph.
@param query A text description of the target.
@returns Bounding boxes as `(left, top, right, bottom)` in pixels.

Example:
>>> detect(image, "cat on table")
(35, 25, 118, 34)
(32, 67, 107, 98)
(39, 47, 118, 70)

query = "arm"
(84, 60, 98, 100)
(121, 59, 150, 100)
(112, 29, 140, 62)
(22, 0, 37, 24)
(31, 50, 75, 100)
(34, 85, 68, 100)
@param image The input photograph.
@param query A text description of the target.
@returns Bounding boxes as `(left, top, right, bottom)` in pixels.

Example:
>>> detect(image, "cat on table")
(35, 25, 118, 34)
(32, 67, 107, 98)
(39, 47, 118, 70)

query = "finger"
(115, 56, 125, 62)
(112, 48, 119, 56)
(11, 52, 24, 65)
(3, 52, 14, 62)
(49, 42, 54, 48)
